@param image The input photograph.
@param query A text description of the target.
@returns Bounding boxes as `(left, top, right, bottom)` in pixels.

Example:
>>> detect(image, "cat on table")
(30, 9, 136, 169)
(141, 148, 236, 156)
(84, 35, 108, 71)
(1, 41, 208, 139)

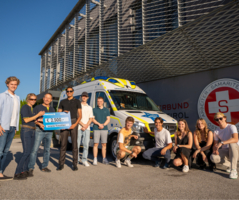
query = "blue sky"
(0, 0, 79, 100)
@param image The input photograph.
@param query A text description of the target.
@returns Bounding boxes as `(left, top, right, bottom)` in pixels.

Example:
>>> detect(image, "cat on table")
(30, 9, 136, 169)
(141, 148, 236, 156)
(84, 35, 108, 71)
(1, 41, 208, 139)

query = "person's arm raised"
(23, 111, 45, 123)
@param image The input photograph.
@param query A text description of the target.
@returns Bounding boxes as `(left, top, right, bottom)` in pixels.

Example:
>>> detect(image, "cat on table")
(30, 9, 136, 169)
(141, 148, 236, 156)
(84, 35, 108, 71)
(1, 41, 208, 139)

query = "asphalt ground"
(0, 139, 239, 199)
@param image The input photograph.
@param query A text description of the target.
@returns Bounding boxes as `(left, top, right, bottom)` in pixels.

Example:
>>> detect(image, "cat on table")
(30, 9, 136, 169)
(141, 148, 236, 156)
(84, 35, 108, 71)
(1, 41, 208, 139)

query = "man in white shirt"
(0, 77, 20, 181)
(78, 92, 93, 167)
(143, 117, 172, 169)
(210, 112, 239, 179)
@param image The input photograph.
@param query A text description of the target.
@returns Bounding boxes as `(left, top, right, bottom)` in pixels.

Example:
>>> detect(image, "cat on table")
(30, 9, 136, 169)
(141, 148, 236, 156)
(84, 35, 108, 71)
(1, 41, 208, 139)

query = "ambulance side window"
(95, 92, 114, 115)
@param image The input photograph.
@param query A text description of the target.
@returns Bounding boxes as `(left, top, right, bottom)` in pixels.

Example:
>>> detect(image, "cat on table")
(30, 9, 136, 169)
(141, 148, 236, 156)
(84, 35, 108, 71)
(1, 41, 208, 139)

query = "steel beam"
(64, 26, 69, 82)
(99, 0, 104, 64)
(177, 0, 182, 27)
(40, 56, 43, 93)
(56, 38, 60, 85)
(142, 0, 146, 44)
(85, 0, 90, 72)
(117, 0, 122, 56)
(44, 52, 48, 91)
(73, 14, 78, 78)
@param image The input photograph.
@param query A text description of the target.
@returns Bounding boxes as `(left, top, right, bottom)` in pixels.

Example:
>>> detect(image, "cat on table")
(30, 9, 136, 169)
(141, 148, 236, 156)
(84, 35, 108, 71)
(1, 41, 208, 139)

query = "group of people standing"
(0, 76, 238, 182)
(0, 77, 112, 181)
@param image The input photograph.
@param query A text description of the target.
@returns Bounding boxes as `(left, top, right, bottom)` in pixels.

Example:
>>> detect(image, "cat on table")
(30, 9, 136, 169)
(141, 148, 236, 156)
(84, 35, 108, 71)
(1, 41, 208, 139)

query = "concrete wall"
(138, 65, 239, 131)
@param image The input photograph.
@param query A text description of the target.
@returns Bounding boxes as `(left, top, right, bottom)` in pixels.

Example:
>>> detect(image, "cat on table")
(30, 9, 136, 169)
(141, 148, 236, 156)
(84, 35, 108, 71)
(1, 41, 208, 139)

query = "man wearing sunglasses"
(58, 87, 82, 171)
(28, 93, 55, 175)
(0, 77, 20, 181)
(210, 112, 239, 179)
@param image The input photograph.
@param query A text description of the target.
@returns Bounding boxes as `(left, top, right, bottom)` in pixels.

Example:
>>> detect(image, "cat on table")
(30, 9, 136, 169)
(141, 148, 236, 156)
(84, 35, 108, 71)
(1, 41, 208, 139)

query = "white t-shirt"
(78, 103, 93, 130)
(10, 94, 19, 127)
(154, 128, 172, 148)
(214, 124, 239, 149)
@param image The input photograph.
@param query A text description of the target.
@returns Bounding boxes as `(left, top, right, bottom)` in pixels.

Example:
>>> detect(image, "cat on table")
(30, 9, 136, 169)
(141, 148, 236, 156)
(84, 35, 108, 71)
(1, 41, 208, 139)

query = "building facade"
(39, 0, 232, 93)
(39, 0, 239, 130)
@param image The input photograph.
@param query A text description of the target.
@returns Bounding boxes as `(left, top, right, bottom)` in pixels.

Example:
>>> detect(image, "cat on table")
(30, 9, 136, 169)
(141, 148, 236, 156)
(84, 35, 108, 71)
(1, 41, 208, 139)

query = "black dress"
(175, 133, 192, 160)
(196, 141, 214, 167)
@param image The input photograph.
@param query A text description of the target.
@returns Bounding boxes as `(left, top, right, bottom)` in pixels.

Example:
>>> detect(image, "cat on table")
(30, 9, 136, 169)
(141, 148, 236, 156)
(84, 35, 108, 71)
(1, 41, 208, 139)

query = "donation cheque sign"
(43, 112, 71, 131)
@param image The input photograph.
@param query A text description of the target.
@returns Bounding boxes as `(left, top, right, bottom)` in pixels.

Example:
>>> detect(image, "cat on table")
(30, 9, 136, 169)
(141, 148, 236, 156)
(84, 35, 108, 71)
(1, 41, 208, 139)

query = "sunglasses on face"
(66, 90, 73, 93)
(214, 117, 223, 122)
(29, 99, 37, 101)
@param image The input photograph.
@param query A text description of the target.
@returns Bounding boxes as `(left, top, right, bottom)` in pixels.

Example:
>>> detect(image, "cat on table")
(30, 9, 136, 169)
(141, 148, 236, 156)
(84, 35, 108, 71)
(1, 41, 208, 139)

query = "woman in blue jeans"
(14, 94, 45, 180)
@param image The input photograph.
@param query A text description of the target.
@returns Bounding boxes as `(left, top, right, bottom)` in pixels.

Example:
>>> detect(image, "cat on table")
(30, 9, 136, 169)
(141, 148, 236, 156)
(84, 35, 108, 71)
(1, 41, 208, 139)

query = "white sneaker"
(182, 165, 189, 173)
(124, 159, 134, 167)
(226, 167, 231, 173)
(83, 161, 90, 167)
(229, 169, 238, 179)
(93, 158, 97, 166)
(115, 159, 121, 168)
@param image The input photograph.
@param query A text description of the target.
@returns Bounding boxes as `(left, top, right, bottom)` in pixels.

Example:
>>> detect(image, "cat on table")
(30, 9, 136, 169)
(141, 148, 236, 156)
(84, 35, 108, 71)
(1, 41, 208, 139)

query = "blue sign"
(141, 112, 165, 122)
(43, 112, 71, 131)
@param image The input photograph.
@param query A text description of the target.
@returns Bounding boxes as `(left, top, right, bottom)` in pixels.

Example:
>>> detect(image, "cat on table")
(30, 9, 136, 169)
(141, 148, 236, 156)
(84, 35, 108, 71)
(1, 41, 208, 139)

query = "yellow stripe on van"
(110, 116, 122, 126)
(112, 107, 117, 111)
(117, 78, 127, 86)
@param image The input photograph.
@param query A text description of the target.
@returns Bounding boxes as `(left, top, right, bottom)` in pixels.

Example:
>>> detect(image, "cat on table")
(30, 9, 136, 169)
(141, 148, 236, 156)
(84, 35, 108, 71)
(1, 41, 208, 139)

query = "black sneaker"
(28, 169, 34, 177)
(41, 168, 51, 172)
(14, 173, 27, 180)
(72, 165, 78, 171)
(209, 164, 216, 172)
(57, 165, 64, 171)
(0, 175, 13, 181)
(200, 163, 207, 170)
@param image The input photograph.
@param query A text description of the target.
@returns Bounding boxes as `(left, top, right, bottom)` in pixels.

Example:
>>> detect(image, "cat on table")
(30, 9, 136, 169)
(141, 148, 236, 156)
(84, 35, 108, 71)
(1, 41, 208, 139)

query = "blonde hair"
(214, 112, 226, 119)
(177, 119, 191, 137)
(195, 118, 209, 143)
(5, 76, 20, 85)
(26, 93, 37, 102)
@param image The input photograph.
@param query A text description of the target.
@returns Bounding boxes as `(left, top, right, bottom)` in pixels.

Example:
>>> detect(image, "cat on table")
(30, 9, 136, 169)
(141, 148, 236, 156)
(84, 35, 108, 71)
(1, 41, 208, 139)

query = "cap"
(210, 154, 221, 164)
(81, 92, 88, 97)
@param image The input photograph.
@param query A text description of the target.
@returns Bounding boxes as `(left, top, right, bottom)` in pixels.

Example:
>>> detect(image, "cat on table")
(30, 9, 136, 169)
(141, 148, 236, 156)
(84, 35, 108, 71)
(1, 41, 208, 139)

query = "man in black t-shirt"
(58, 86, 82, 171)
(28, 93, 55, 175)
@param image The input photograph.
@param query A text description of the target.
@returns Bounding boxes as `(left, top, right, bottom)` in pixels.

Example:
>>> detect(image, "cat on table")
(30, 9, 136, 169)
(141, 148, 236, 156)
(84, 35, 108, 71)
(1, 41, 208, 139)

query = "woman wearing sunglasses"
(210, 112, 239, 179)
(14, 93, 45, 180)
(192, 118, 215, 171)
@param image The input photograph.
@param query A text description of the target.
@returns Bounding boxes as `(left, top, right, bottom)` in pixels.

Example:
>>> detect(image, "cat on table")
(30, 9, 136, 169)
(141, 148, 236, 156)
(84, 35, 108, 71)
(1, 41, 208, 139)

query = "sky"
(0, 0, 79, 100)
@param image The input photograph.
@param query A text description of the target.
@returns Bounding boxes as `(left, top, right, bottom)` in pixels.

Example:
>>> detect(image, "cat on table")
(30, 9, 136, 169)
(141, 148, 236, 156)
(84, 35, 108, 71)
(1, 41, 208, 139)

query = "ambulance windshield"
(109, 91, 160, 111)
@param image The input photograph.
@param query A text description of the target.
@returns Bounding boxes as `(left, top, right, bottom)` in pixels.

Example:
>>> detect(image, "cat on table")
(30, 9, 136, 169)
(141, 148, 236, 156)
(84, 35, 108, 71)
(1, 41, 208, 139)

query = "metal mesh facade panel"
(39, 0, 237, 92)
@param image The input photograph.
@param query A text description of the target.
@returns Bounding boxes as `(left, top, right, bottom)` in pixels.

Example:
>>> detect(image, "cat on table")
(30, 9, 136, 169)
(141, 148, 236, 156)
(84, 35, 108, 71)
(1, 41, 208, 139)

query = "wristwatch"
(177, 144, 179, 147)
(220, 141, 224, 145)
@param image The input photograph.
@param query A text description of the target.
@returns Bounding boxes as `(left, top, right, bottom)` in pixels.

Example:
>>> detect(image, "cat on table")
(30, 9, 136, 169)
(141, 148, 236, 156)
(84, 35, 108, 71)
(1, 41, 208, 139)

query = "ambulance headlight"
(132, 122, 145, 133)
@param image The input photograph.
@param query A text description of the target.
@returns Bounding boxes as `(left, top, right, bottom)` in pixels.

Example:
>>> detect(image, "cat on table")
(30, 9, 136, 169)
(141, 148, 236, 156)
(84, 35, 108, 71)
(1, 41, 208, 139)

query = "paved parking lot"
(1, 138, 239, 199)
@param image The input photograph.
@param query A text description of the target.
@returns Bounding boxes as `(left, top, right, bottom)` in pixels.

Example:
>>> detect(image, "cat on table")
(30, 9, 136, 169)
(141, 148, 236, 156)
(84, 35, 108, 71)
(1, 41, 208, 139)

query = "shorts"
(116, 146, 135, 157)
(93, 130, 108, 143)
